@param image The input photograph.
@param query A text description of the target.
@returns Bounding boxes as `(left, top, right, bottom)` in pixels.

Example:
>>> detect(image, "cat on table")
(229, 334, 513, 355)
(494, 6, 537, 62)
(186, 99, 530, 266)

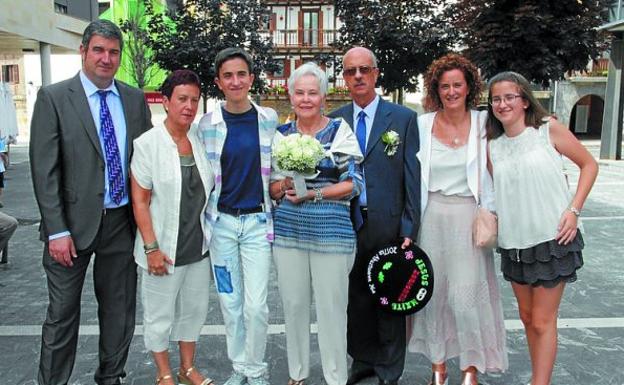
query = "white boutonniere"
(381, 130, 401, 156)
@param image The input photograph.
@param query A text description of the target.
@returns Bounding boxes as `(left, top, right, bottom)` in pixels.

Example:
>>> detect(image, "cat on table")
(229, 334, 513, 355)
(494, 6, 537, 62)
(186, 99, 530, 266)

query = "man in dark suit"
(329, 47, 420, 385)
(29, 20, 152, 385)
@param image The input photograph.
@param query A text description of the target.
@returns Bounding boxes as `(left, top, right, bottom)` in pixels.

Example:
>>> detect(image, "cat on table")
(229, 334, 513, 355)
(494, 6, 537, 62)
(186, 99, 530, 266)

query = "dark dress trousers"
(329, 98, 421, 381)
(29, 73, 152, 385)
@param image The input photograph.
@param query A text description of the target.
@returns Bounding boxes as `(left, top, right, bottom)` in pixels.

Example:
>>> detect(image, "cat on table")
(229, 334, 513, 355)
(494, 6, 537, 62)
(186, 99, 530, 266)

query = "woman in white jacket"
(408, 54, 507, 385)
(131, 70, 215, 385)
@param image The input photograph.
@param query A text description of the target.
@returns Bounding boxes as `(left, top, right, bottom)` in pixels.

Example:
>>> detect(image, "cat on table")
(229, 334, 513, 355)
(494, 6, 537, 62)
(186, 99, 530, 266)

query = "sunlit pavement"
(1, 142, 623, 385)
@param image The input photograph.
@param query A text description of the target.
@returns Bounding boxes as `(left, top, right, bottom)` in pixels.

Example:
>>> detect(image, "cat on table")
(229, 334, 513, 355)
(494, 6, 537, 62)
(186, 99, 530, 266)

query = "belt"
(103, 205, 127, 216)
(218, 204, 264, 216)
(360, 206, 368, 221)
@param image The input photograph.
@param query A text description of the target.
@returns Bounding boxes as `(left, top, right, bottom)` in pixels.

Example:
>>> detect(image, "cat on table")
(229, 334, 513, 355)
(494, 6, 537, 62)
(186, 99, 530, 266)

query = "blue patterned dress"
(273, 118, 364, 255)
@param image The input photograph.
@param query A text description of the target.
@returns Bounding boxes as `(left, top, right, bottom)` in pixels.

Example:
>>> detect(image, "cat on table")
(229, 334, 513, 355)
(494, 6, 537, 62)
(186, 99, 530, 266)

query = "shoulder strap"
(538, 118, 553, 146)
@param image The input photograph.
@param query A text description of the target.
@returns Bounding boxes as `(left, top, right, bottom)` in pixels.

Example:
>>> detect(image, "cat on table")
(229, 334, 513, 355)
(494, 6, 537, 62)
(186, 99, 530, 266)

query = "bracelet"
(144, 240, 159, 254)
(569, 206, 581, 217)
(145, 247, 159, 255)
(313, 188, 323, 202)
(143, 240, 159, 250)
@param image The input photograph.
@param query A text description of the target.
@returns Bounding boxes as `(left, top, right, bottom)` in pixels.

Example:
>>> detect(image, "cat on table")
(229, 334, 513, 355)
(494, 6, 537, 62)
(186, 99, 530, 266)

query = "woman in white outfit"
(408, 54, 508, 385)
(131, 70, 215, 385)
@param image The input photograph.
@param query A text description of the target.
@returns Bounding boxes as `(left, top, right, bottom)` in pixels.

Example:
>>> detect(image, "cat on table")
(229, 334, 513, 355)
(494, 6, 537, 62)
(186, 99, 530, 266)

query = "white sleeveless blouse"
(489, 122, 576, 249)
(429, 137, 472, 196)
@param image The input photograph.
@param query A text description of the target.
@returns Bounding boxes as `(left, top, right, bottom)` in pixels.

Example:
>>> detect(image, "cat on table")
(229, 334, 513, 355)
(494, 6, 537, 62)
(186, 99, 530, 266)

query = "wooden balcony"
(261, 29, 341, 53)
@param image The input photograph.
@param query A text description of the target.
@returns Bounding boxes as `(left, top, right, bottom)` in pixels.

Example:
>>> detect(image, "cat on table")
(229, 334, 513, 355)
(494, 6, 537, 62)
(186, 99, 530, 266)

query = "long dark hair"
(486, 71, 549, 139)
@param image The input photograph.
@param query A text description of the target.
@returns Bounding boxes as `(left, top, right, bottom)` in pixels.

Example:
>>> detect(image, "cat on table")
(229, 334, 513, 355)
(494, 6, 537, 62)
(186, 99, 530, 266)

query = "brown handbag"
(472, 112, 498, 248)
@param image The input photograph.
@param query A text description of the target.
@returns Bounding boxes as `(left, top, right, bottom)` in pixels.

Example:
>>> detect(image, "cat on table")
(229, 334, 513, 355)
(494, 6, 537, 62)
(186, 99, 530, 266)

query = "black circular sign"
(366, 241, 434, 315)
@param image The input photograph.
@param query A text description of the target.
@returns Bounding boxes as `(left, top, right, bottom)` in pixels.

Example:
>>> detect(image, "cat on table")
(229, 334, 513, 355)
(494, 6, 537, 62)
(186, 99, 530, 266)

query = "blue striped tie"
(97, 90, 124, 205)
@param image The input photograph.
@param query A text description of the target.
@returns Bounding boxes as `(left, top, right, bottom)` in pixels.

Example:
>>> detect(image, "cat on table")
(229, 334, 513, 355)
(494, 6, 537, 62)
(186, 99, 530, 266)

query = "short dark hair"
(422, 53, 483, 112)
(486, 71, 549, 139)
(82, 19, 124, 51)
(214, 47, 253, 76)
(160, 69, 201, 99)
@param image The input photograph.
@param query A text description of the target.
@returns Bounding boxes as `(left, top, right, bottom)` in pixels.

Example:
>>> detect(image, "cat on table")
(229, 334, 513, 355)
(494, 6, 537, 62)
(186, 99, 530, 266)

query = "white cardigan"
(131, 123, 215, 273)
(416, 109, 495, 218)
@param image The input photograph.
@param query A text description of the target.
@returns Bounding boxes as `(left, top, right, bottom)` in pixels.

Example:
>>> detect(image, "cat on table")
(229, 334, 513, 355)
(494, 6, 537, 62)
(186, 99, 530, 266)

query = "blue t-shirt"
(218, 106, 264, 210)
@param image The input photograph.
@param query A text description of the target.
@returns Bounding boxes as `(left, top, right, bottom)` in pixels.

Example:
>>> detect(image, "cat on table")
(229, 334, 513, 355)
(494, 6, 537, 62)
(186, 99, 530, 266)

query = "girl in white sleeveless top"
(486, 72, 598, 385)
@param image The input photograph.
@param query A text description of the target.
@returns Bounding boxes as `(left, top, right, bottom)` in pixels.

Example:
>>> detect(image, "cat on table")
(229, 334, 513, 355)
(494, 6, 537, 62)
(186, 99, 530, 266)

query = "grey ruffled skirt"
(499, 233, 584, 288)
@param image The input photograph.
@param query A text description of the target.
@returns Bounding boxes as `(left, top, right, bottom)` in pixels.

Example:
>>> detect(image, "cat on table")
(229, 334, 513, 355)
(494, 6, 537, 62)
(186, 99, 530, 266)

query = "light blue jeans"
(210, 212, 271, 377)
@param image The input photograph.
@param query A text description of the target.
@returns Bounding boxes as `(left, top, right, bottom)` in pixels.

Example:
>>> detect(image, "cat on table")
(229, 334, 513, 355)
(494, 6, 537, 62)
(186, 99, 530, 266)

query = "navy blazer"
(329, 97, 421, 248)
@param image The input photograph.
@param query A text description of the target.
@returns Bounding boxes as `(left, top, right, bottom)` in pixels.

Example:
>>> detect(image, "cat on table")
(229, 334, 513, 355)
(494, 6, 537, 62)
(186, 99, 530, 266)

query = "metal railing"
(261, 29, 339, 48)
(266, 77, 346, 90)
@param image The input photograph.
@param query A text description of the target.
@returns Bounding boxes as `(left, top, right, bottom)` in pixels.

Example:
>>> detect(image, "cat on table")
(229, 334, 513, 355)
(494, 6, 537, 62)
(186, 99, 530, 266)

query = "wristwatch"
(313, 188, 323, 202)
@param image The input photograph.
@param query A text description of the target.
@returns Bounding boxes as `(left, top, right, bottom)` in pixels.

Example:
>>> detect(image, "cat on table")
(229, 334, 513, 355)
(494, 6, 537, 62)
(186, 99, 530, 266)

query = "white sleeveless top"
(489, 122, 577, 249)
(429, 137, 472, 196)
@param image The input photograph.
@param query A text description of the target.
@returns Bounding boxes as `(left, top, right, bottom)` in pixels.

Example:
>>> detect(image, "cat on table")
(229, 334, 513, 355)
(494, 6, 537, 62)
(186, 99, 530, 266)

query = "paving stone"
(1, 143, 623, 385)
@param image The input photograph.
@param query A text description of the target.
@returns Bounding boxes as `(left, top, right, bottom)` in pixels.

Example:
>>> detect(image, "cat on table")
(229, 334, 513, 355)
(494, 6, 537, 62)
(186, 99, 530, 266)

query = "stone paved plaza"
(1, 142, 623, 385)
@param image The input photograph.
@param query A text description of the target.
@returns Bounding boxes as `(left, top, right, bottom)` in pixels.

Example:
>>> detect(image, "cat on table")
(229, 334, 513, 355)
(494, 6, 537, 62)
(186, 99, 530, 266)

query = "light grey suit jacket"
(29, 73, 152, 250)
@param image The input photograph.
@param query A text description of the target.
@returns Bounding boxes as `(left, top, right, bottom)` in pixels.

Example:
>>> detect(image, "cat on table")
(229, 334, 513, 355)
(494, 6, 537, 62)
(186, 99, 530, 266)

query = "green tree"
(145, 0, 278, 111)
(335, 0, 455, 102)
(118, 1, 161, 89)
(451, 0, 610, 86)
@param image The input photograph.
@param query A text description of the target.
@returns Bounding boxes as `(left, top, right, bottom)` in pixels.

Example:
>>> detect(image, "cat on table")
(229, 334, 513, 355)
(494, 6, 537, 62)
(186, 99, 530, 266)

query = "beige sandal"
(178, 366, 214, 385)
(287, 379, 305, 385)
(156, 374, 175, 385)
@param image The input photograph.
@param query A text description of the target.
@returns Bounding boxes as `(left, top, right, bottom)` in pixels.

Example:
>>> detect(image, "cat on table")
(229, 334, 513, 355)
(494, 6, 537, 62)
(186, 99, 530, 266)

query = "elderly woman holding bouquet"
(269, 62, 364, 385)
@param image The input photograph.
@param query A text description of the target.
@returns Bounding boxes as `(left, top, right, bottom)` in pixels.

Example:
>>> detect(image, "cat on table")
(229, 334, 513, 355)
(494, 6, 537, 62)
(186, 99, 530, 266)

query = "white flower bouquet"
(273, 133, 326, 198)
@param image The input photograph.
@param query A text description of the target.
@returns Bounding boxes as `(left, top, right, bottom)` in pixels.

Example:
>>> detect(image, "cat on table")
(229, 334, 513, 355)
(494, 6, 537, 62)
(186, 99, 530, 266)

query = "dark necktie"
(97, 90, 124, 205)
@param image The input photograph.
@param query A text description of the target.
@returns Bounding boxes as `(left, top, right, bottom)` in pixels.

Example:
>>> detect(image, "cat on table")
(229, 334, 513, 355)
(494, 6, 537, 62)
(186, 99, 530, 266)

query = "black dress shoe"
(378, 380, 398, 385)
(346, 363, 375, 385)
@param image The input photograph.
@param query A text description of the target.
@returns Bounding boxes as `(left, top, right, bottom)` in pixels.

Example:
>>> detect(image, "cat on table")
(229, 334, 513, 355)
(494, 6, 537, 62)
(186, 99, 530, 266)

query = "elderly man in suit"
(30, 20, 152, 385)
(328, 47, 421, 385)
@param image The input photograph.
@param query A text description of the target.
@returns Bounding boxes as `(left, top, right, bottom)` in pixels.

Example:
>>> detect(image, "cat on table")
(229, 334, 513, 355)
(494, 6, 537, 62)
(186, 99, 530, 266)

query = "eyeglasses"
(343, 65, 376, 77)
(489, 94, 523, 106)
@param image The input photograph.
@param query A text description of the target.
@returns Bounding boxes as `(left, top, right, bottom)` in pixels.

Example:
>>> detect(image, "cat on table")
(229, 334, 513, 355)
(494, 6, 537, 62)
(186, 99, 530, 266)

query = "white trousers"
(210, 212, 272, 377)
(141, 258, 211, 352)
(273, 246, 355, 385)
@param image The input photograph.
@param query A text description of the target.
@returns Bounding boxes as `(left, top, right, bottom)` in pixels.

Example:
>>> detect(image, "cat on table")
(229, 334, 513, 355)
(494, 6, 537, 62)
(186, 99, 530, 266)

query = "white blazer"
(416, 109, 495, 218)
(131, 123, 215, 273)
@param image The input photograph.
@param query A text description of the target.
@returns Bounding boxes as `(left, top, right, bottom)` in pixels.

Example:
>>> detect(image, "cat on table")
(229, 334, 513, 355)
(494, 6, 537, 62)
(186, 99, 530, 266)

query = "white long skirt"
(407, 192, 508, 373)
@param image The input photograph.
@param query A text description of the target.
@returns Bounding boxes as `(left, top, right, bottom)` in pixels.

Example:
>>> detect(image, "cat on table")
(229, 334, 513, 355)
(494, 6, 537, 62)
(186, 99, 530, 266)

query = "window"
(98, 2, 111, 15)
(302, 10, 319, 45)
(273, 60, 285, 78)
(1, 65, 19, 84)
(608, 0, 624, 22)
(54, 4, 68, 14)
